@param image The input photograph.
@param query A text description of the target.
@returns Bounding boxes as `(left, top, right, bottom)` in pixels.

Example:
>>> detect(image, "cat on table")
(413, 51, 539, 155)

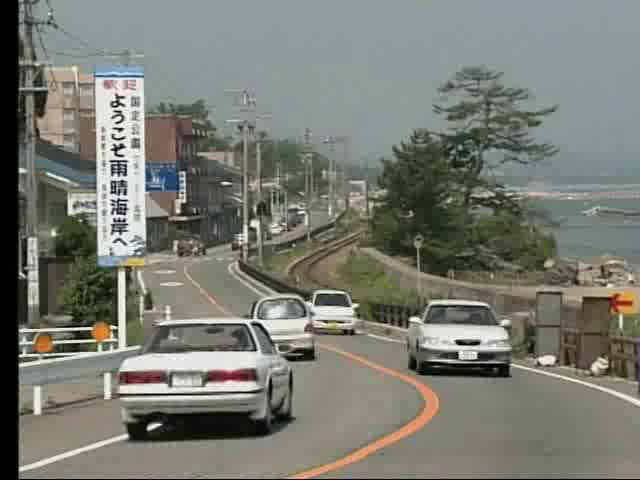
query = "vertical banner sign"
(178, 171, 187, 203)
(27, 237, 39, 308)
(94, 65, 147, 267)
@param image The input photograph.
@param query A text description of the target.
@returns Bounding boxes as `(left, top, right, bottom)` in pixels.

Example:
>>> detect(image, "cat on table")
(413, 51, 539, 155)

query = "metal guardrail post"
(104, 371, 112, 401)
(164, 305, 172, 321)
(33, 385, 42, 416)
(97, 342, 113, 400)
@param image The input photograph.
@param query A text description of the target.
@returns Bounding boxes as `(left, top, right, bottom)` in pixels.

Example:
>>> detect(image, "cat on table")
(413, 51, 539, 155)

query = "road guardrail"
(19, 325, 119, 359)
(19, 346, 140, 415)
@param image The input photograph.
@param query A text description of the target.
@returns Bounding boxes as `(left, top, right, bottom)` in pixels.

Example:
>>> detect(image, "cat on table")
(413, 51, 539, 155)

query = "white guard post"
(97, 342, 113, 400)
(164, 305, 172, 321)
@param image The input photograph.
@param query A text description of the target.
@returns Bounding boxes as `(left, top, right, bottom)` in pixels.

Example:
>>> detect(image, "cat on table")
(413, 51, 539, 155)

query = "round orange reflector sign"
(92, 321, 111, 343)
(33, 333, 54, 354)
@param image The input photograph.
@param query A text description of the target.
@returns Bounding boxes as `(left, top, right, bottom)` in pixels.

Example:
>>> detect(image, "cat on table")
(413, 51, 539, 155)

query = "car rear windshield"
(257, 298, 307, 320)
(142, 324, 257, 354)
(314, 293, 351, 307)
(424, 305, 498, 326)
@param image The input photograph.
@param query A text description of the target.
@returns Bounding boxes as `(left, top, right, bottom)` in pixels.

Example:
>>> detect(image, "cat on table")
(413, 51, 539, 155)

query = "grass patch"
(337, 252, 422, 306)
(127, 315, 144, 346)
(608, 313, 640, 338)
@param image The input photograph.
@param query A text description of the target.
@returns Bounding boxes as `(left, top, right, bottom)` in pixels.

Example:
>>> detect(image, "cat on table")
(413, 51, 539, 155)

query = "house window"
(62, 81, 75, 96)
(79, 84, 93, 96)
(63, 134, 75, 148)
(63, 109, 75, 121)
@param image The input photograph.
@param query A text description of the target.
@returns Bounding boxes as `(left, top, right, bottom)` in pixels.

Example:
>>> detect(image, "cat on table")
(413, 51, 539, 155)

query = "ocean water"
(534, 198, 640, 268)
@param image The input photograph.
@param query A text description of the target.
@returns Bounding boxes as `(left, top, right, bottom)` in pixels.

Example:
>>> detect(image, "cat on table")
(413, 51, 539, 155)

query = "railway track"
(287, 229, 366, 290)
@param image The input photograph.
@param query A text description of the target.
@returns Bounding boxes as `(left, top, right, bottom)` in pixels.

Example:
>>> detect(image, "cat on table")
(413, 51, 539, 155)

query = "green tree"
(432, 65, 559, 206)
(59, 255, 115, 326)
(54, 215, 97, 258)
(374, 130, 469, 272)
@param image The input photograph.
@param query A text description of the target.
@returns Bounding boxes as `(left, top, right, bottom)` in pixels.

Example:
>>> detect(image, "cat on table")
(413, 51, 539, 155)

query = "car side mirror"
(242, 313, 251, 319)
(409, 316, 422, 325)
(499, 319, 512, 329)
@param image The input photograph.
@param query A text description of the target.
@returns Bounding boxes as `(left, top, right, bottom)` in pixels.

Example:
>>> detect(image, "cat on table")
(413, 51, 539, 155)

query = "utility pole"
(303, 128, 313, 242)
(323, 136, 336, 218)
(225, 89, 256, 262)
(254, 113, 271, 268)
(21, 0, 49, 327)
(343, 137, 350, 211)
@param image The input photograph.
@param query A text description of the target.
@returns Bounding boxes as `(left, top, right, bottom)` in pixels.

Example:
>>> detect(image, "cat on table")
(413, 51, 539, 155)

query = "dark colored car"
(177, 234, 206, 257)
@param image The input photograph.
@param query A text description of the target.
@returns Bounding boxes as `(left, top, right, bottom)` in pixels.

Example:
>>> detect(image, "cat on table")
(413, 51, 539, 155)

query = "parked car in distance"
(177, 234, 206, 256)
(247, 294, 316, 360)
(118, 318, 293, 440)
(231, 228, 258, 251)
(406, 299, 512, 377)
(309, 289, 359, 335)
(269, 222, 285, 237)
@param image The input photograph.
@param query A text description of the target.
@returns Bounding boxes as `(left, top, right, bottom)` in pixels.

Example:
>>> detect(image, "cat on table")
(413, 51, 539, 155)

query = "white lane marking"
(19, 424, 162, 473)
(137, 269, 147, 295)
(510, 363, 640, 408)
(364, 333, 640, 408)
(153, 269, 176, 275)
(159, 281, 183, 287)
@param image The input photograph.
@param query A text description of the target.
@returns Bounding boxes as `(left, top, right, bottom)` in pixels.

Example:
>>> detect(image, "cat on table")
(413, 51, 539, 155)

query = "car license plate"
(172, 373, 203, 388)
(458, 351, 478, 361)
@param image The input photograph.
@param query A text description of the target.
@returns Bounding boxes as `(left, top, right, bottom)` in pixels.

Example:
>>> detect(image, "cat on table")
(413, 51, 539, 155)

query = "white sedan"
(269, 223, 285, 236)
(247, 294, 316, 360)
(118, 318, 293, 440)
(309, 289, 359, 335)
(406, 300, 512, 376)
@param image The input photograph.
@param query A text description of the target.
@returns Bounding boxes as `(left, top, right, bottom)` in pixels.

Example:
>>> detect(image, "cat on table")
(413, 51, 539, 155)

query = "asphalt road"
(19, 218, 640, 478)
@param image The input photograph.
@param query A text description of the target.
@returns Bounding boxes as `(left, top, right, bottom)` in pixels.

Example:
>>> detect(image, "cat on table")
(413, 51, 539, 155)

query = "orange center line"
(182, 258, 441, 479)
(288, 344, 440, 479)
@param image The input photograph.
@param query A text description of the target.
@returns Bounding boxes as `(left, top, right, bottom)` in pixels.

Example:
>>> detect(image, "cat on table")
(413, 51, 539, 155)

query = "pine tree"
(432, 65, 559, 205)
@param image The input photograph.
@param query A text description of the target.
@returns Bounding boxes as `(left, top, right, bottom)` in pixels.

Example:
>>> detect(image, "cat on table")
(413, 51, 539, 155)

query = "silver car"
(406, 300, 512, 376)
(247, 294, 316, 360)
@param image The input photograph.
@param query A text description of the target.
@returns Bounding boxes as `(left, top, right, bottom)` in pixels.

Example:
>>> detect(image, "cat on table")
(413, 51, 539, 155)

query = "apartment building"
(37, 66, 95, 152)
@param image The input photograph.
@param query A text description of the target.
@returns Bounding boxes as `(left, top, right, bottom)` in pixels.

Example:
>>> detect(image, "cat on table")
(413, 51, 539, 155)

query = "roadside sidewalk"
(514, 357, 639, 399)
(19, 377, 118, 416)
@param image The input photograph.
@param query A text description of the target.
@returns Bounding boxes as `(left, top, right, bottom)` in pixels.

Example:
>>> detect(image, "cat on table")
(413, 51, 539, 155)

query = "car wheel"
(417, 362, 431, 375)
(126, 421, 148, 441)
(349, 329, 355, 336)
(254, 386, 273, 436)
(408, 354, 417, 370)
(277, 376, 293, 421)
(306, 349, 316, 361)
(497, 365, 511, 377)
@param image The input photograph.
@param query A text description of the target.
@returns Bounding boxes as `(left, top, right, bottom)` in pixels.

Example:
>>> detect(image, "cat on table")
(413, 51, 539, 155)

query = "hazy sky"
(38, 0, 639, 174)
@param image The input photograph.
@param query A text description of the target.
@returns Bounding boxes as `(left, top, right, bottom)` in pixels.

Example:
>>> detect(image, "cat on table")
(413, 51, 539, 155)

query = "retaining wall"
(359, 247, 583, 328)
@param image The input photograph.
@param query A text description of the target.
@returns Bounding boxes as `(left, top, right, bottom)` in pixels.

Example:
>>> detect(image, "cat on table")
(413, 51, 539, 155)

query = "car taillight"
(119, 371, 167, 384)
(206, 369, 258, 382)
(304, 322, 314, 333)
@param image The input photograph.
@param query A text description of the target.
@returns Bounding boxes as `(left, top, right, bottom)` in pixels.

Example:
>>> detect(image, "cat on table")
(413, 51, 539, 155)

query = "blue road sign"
(146, 163, 178, 192)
